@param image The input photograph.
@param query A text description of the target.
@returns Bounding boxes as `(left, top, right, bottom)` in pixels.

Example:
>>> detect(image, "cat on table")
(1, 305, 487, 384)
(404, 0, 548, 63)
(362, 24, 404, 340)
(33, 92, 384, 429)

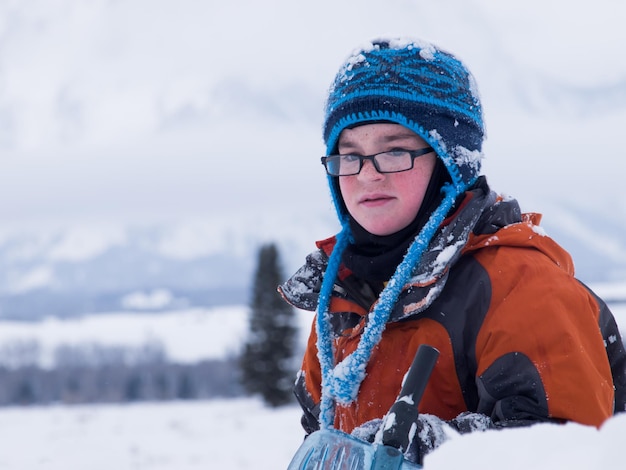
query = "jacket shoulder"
(278, 248, 329, 311)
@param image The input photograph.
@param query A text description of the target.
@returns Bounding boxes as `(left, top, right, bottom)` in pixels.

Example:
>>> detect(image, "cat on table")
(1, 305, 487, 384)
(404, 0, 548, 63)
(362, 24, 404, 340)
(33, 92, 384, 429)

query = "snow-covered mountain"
(1, 205, 626, 320)
(0, 212, 339, 319)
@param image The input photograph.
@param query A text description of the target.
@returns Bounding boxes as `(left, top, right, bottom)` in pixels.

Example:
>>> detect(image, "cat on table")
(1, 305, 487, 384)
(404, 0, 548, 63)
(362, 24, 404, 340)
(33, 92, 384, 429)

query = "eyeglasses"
(321, 147, 434, 176)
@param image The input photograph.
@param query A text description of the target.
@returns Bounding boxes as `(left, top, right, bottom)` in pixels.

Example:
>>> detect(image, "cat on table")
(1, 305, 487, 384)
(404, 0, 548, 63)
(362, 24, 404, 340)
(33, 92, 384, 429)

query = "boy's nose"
(358, 158, 383, 179)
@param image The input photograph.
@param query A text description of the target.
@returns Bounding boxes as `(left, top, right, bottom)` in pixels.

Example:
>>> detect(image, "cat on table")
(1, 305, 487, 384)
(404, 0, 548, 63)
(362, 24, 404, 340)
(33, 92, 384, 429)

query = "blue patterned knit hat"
(323, 38, 485, 220)
(315, 38, 486, 428)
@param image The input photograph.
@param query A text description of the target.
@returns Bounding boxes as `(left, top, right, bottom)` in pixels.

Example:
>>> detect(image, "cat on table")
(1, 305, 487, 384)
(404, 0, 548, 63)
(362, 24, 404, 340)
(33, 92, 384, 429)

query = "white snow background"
(1, 0, 626, 469)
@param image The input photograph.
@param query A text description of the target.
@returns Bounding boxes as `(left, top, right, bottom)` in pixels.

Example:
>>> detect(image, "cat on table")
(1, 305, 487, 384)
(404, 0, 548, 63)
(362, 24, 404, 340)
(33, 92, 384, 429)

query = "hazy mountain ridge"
(0, 210, 338, 319)
(0, 203, 624, 321)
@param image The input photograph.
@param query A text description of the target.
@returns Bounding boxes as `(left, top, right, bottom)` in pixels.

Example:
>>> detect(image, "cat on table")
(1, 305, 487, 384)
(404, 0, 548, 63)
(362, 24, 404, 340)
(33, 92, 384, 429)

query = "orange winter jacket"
(280, 182, 626, 435)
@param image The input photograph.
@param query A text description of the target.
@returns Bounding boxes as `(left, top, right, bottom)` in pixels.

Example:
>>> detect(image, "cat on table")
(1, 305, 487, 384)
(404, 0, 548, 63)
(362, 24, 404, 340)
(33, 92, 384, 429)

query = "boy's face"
(337, 123, 437, 236)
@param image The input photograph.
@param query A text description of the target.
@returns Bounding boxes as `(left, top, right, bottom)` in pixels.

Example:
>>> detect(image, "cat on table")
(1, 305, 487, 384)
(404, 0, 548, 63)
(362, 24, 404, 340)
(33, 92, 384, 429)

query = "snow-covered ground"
(0, 301, 624, 469)
(0, 306, 315, 368)
(1, 396, 625, 469)
(0, 398, 302, 470)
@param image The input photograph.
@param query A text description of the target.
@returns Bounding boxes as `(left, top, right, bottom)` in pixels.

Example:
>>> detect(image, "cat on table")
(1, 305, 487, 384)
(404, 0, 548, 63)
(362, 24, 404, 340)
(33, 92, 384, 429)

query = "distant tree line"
(0, 339, 243, 406)
(0, 355, 243, 406)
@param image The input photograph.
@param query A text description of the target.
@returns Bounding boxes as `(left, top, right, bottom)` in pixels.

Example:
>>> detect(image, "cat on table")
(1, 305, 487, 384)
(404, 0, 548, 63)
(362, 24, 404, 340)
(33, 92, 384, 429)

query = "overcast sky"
(1, 0, 625, 227)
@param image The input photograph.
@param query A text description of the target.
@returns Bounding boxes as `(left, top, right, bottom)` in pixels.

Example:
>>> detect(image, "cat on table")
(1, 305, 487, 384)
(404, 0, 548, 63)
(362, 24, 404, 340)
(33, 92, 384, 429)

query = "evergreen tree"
(240, 243, 298, 407)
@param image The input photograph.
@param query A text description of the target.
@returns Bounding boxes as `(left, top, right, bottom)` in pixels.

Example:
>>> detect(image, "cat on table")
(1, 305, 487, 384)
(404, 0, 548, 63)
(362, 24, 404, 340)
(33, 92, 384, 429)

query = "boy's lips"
(359, 193, 395, 206)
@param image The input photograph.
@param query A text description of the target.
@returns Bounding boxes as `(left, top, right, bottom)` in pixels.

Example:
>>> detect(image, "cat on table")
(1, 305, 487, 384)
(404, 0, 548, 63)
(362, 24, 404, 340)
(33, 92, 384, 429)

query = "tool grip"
(381, 344, 439, 452)
(399, 344, 439, 404)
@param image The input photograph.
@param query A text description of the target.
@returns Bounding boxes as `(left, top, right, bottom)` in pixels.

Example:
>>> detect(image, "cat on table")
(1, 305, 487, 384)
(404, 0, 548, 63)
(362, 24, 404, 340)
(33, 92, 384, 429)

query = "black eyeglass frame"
(321, 147, 435, 176)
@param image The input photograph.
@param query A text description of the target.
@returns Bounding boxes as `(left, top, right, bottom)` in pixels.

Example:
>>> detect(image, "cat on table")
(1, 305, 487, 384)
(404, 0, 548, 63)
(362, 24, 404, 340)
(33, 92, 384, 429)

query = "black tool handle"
(381, 344, 440, 452)
(400, 344, 440, 404)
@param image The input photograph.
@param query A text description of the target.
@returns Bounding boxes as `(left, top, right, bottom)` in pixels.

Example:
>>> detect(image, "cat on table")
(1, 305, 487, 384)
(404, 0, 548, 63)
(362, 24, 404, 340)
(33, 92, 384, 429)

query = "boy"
(280, 38, 626, 464)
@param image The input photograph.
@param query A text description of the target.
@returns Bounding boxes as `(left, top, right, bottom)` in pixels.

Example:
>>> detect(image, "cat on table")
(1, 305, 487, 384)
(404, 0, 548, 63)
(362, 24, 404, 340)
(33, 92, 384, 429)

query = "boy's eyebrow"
(381, 132, 420, 143)
(338, 131, 420, 150)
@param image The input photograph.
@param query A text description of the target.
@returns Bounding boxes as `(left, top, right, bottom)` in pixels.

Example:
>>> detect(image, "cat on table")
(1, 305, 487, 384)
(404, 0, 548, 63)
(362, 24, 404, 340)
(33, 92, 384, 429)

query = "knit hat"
(315, 38, 486, 428)
(324, 37, 484, 221)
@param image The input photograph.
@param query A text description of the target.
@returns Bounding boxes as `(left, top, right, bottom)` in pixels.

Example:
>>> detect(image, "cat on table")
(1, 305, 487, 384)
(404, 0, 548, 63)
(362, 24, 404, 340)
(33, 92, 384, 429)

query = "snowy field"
(1, 396, 626, 469)
(0, 398, 304, 470)
(0, 306, 314, 368)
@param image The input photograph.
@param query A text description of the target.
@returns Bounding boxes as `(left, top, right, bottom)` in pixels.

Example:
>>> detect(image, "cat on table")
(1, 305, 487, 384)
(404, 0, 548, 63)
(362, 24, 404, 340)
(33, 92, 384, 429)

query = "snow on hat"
(315, 38, 486, 428)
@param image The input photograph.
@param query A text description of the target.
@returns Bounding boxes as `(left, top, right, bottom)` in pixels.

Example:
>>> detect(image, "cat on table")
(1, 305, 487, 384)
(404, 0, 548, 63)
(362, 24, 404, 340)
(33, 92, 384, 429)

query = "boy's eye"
(385, 150, 408, 157)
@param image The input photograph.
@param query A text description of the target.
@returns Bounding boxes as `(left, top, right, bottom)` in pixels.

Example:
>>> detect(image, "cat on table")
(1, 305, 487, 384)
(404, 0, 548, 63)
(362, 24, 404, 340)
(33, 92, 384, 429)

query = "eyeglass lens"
(327, 151, 413, 176)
